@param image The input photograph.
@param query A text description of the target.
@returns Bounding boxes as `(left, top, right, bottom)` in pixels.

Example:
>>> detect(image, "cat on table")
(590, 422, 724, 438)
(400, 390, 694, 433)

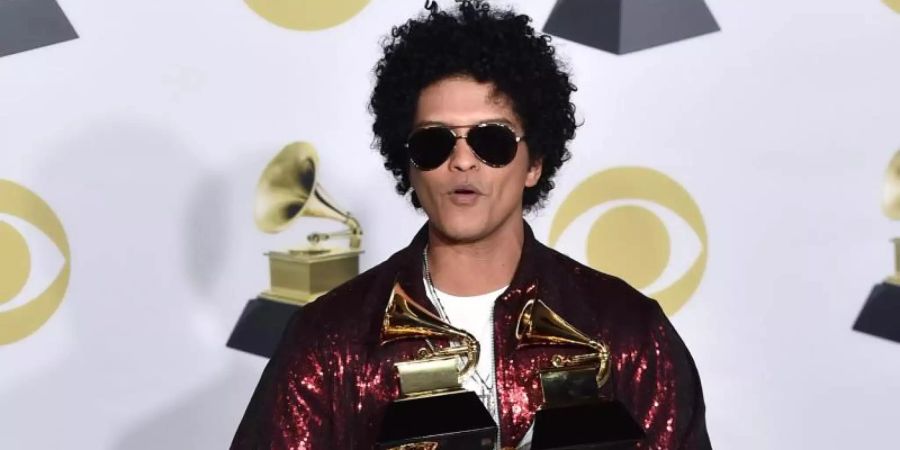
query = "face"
(409, 76, 542, 244)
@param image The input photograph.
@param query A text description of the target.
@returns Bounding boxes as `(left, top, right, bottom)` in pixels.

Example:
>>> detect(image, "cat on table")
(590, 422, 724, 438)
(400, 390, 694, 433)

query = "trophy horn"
(516, 299, 611, 388)
(254, 142, 362, 249)
(381, 283, 480, 380)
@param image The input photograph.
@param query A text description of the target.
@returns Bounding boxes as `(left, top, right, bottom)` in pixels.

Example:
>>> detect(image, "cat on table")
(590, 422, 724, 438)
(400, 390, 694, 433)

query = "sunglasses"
(405, 122, 525, 170)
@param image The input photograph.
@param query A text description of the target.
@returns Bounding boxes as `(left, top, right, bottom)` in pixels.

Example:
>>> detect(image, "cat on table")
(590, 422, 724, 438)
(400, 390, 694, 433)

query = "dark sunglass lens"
(408, 127, 455, 170)
(467, 124, 518, 167)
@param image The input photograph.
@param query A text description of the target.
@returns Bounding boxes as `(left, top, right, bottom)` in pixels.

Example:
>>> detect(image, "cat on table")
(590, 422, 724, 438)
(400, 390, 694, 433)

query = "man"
(232, 1, 711, 449)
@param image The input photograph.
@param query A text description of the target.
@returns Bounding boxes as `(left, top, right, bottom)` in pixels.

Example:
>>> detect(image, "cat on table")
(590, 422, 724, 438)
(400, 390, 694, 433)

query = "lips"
(450, 183, 482, 195)
(448, 183, 482, 206)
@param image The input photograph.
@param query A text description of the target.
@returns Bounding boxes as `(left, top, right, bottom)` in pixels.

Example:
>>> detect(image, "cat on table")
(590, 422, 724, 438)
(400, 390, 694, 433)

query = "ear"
(524, 157, 543, 188)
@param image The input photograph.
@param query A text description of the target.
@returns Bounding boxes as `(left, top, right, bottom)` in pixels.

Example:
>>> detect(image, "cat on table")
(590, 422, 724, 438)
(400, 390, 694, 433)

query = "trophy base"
(376, 390, 497, 450)
(226, 297, 301, 358)
(265, 248, 360, 304)
(853, 282, 900, 343)
(517, 401, 645, 450)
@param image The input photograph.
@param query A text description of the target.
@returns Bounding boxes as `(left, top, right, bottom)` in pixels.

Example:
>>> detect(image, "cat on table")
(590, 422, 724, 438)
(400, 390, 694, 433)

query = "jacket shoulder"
(539, 244, 663, 321)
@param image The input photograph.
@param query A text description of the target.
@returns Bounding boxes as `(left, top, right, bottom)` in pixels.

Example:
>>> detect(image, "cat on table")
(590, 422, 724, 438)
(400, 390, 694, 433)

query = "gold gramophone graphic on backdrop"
(515, 299, 644, 449)
(254, 141, 362, 304)
(227, 141, 363, 358)
(882, 153, 900, 286)
(376, 283, 497, 450)
(853, 150, 900, 344)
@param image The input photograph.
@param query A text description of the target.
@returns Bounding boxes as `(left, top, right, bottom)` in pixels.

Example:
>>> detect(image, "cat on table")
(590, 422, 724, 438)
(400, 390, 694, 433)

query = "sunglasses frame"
(405, 122, 525, 170)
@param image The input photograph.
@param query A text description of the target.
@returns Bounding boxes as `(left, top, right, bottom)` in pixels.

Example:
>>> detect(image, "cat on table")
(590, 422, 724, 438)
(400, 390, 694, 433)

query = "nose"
(447, 133, 478, 172)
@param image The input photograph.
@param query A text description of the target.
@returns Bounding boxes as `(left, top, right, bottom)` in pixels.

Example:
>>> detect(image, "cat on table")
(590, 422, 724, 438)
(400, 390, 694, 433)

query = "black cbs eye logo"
(0, 180, 70, 345)
(549, 167, 707, 315)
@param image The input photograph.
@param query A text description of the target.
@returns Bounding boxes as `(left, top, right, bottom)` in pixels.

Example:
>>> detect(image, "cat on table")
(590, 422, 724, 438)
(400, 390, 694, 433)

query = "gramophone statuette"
(226, 142, 365, 358)
(516, 298, 611, 405)
(376, 283, 497, 450)
(515, 299, 644, 450)
(853, 149, 900, 343)
(254, 142, 363, 305)
(381, 283, 480, 396)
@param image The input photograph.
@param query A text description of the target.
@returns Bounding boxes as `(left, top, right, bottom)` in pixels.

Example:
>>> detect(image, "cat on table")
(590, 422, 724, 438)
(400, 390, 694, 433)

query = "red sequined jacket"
(232, 223, 711, 449)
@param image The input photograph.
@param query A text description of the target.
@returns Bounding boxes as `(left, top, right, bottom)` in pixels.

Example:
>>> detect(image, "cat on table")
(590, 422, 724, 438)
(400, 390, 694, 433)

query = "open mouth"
(450, 183, 481, 196)
(448, 185, 482, 205)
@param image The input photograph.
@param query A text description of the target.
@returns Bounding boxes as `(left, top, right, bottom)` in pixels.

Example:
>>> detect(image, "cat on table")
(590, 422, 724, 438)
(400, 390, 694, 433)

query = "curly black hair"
(369, 0, 577, 211)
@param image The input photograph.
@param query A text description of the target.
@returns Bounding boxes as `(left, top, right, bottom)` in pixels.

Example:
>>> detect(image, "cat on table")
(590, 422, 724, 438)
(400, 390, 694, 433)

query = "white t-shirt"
(423, 280, 507, 425)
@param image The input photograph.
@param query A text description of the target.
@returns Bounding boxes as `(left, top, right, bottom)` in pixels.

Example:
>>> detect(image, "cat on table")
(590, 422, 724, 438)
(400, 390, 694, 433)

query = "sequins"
(231, 223, 710, 449)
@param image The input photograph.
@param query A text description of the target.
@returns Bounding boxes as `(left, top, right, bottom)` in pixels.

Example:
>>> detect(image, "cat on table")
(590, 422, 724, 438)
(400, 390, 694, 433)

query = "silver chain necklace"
(422, 246, 498, 418)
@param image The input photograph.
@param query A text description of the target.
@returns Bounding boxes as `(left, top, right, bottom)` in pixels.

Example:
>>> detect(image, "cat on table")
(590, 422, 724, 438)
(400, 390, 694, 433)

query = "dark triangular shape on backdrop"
(543, 0, 720, 55)
(853, 283, 900, 344)
(0, 0, 78, 58)
(227, 298, 302, 358)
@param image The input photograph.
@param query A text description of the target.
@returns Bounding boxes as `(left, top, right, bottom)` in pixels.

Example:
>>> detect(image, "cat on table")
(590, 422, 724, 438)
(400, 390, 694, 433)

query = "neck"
(425, 220, 525, 297)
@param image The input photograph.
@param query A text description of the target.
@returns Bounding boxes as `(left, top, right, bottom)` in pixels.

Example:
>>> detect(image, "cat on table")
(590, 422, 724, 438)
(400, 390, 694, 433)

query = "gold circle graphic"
(0, 180, 70, 345)
(884, 1, 900, 14)
(587, 205, 671, 290)
(245, 0, 370, 31)
(0, 221, 31, 304)
(549, 167, 707, 316)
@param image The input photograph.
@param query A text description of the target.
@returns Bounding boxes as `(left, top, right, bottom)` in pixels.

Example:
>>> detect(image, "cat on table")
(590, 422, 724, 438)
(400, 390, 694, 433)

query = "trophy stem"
(893, 238, 900, 273)
(888, 238, 900, 286)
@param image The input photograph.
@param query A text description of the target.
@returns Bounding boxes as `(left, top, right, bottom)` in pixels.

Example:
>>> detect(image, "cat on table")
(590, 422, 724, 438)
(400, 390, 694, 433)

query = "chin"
(433, 217, 492, 244)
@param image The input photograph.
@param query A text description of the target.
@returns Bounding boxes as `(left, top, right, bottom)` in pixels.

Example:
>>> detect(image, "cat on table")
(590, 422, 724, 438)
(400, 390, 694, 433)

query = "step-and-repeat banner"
(2, 1, 899, 448)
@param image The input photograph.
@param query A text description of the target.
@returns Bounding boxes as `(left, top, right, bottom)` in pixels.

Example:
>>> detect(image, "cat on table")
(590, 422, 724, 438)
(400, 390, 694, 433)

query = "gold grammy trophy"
(515, 299, 644, 450)
(227, 142, 363, 358)
(376, 283, 497, 450)
(853, 150, 900, 343)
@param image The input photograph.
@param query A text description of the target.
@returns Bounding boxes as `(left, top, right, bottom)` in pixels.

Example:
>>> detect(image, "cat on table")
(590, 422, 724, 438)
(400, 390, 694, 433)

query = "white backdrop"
(2, 1, 900, 448)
